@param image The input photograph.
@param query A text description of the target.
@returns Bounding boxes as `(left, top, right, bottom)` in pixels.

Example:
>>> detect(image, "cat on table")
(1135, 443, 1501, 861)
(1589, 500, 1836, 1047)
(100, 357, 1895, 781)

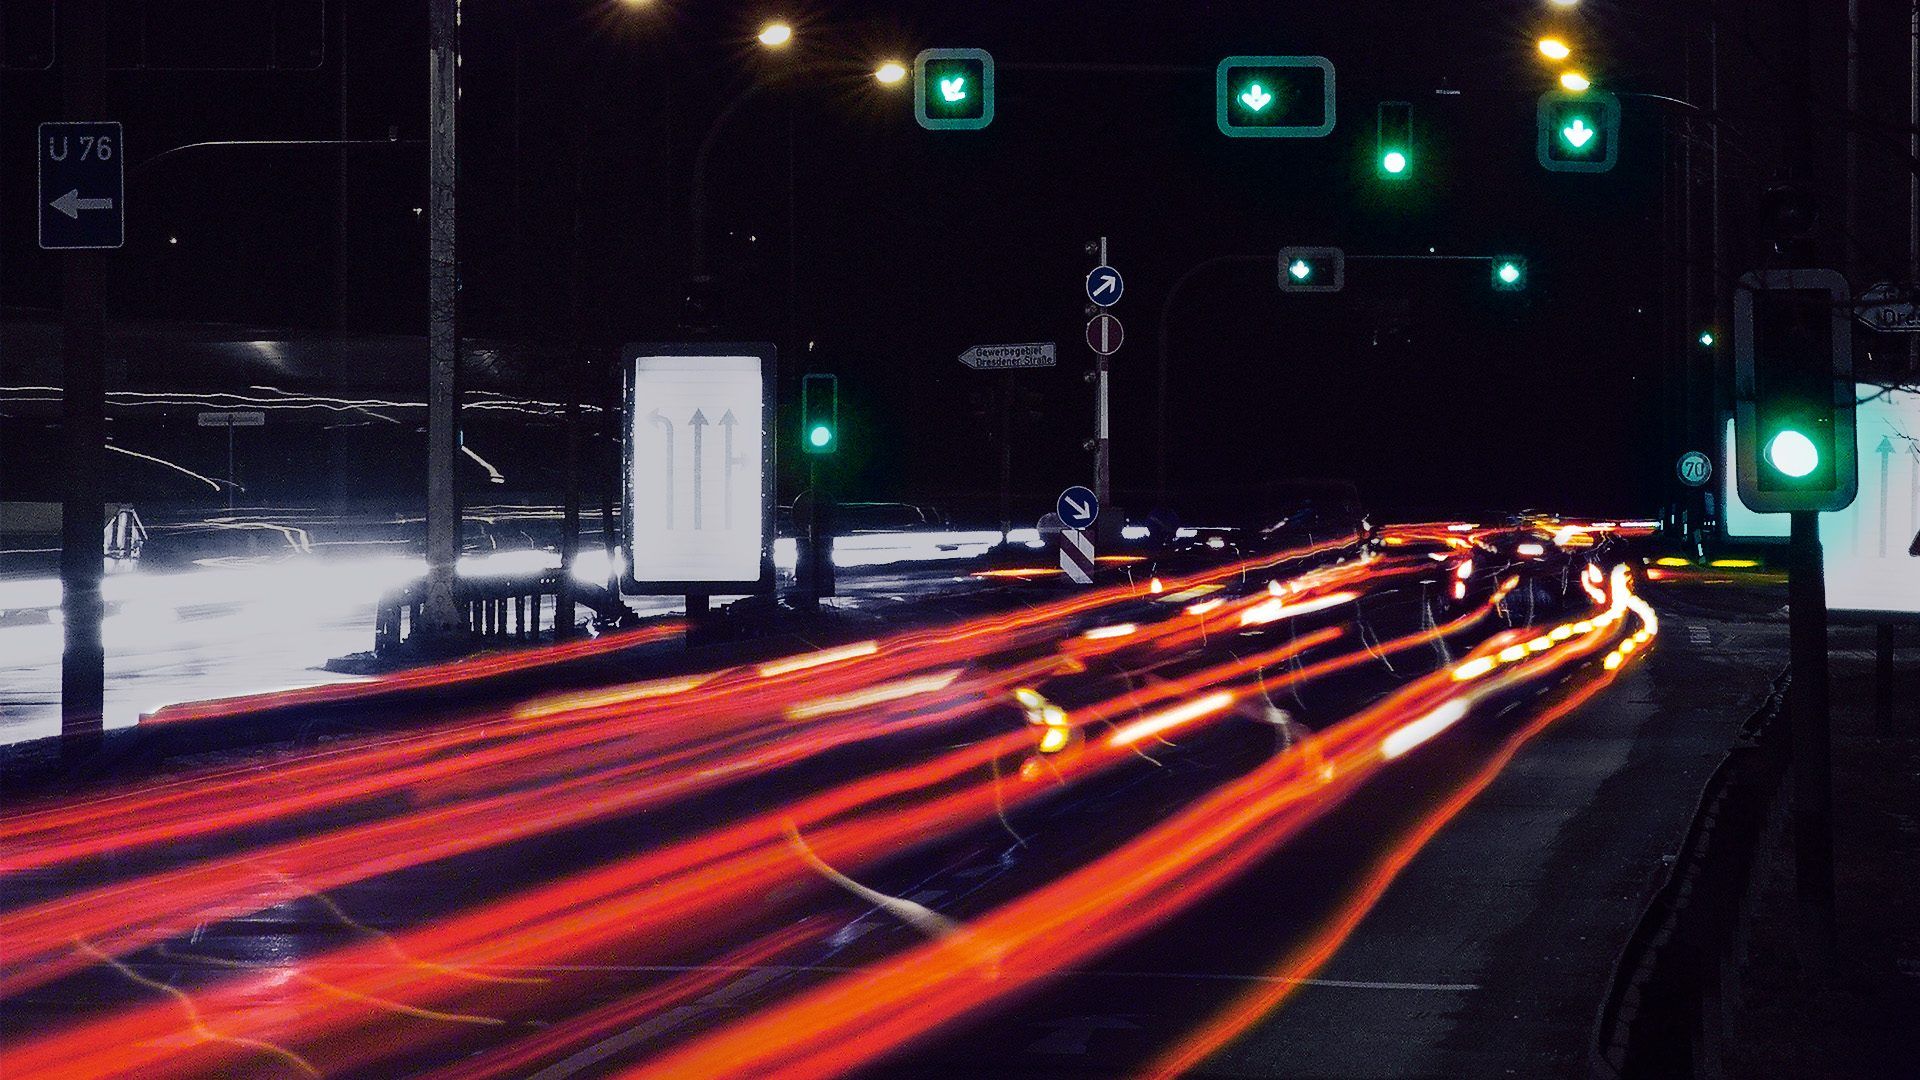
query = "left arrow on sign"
(50, 190, 113, 219)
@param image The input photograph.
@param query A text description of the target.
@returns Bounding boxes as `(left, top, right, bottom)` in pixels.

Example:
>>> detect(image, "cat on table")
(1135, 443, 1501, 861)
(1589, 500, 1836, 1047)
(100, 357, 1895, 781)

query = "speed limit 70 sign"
(1676, 450, 1713, 488)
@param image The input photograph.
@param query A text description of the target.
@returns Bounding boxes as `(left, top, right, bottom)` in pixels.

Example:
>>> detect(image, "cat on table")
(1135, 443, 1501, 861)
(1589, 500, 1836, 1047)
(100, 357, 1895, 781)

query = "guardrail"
(374, 572, 628, 656)
(1590, 670, 1791, 1080)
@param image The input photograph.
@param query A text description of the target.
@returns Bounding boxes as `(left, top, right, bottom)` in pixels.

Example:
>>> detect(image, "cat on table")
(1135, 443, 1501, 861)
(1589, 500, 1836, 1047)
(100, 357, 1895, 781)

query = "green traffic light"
(1764, 429, 1819, 478)
(1381, 150, 1408, 175)
(1492, 258, 1527, 290)
(1498, 263, 1521, 284)
(1698, 331, 1715, 347)
(809, 424, 833, 449)
(1289, 259, 1313, 281)
(1560, 116, 1597, 151)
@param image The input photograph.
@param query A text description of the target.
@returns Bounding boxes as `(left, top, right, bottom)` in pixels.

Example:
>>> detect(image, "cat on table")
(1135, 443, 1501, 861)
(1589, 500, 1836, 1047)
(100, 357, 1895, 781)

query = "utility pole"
(58, 0, 107, 755)
(423, 0, 464, 644)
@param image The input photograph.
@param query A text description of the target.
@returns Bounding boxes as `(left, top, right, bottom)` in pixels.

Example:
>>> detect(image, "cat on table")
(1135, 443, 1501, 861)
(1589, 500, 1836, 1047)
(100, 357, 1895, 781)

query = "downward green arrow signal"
(1561, 117, 1595, 149)
(1240, 83, 1273, 112)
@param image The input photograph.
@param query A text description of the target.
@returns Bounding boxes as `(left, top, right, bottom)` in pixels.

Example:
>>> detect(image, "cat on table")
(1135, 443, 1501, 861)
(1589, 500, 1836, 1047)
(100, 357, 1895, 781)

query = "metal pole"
(1846, 0, 1861, 282)
(1000, 372, 1013, 535)
(1094, 237, 1112, 508)
(226, 425, 235, 512)
(59, 0, 107, 755)
(1788, 509, 1836, 968)
(423, 0, 464, 641)
(1911, 1, 1919, 375)
(1875, 623, 1896, 734)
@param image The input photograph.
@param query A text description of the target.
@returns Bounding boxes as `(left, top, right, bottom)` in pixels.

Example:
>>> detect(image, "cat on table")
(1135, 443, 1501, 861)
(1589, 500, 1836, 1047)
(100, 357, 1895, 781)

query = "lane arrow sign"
(719, 409, 741, 530)
(648, 409, 675, 530)
(1879, 435, 1895, 558)
(50, 189, 114, 219)
(689, 409, 709, 531)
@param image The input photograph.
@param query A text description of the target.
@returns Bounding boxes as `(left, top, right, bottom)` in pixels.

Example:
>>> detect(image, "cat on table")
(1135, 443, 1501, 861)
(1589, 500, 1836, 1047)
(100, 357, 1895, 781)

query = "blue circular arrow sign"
(1057, 485, 1100, 529)
(1085, 266, 1124, 308)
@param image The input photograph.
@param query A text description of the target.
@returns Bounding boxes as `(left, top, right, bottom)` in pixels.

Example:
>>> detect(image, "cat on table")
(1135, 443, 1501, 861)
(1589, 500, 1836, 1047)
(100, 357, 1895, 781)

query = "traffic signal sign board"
(1278, 247, 1344, 293)
(915, 48, 994, 131)
(1217, 56, 1336, 138)
(1537, 90, 1620, 173)
(1733, 269, 1857, 513)
(801, 373, 838, 455)
(1377, 101, 1412, 179)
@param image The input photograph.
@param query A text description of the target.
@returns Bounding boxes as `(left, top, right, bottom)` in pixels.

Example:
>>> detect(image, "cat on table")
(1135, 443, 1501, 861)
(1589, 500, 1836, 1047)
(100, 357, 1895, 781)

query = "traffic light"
(1733, 269, 1857, 513)
(1377, 101, 1413, 179)
(801, 373, 838, 455)
(1216, 55, 1336, 138)
(915, 48, 994, 131)
(1491, 257, 1527, 291)
(1278, 246, 1344, 293)
(1536, 89, 1620, 173)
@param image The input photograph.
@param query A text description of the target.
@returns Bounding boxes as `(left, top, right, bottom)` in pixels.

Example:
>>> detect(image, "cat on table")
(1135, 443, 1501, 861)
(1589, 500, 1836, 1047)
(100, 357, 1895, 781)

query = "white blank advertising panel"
(1723, 384, 1920, 617)
(624, 345, 774, 593)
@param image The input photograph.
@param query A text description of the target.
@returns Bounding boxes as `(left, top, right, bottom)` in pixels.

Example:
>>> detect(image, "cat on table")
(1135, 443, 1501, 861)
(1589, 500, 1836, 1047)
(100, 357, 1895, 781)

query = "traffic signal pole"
(58, 0, 107, 756)
(1788, 509, 1836, 965)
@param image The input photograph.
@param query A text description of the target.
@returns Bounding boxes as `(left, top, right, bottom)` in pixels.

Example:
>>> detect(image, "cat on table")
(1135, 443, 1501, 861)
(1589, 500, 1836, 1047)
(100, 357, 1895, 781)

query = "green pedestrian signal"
(1216, 56, 1336, 138)
(1377, 101, 1413, 180)
(1733, 269, 1857, 513)
(801, 373, 838, 455)
(1491, 257, 1527, 291)
(1537, 90, 1620, 173)
(1278, 246, 1344, 293)
(915, 49, 994, 131)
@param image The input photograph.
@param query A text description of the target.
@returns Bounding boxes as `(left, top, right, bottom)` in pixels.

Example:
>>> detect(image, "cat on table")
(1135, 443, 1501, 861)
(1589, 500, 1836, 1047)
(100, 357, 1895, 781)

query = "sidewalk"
(1723, 624, 1920, 1078)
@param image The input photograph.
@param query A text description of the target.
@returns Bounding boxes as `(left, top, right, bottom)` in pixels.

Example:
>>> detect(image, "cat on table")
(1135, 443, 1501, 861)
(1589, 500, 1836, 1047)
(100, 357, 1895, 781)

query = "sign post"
(199, 411, 266, 512)
(1085, 239, 1121, 512)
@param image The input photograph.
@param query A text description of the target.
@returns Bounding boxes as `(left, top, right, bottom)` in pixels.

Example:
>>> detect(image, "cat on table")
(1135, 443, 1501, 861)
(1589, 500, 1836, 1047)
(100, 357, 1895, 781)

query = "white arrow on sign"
(50, 189, 113, 219)
(1063, 495, 1090, 520)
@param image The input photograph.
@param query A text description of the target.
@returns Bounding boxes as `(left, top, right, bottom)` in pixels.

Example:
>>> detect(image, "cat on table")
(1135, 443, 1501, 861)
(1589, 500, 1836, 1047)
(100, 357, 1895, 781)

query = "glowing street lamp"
(756, 21, 793, 47)
(1538, 38, 1571, 61)
(875, 61, 908, 85)
(1560, 70, 1591, 92)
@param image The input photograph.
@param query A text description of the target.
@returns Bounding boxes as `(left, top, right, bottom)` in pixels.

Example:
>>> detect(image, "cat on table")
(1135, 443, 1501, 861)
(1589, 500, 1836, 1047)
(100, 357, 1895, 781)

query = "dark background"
(2, 0, 1911, 524)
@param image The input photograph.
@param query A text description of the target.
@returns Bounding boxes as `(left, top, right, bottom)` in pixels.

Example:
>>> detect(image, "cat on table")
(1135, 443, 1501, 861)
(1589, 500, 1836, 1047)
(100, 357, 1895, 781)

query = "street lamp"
(1560, 71, 1591, 92)
(757, 21, 793, 47)
(1538, 38, 1571, 61)
(875, 60, 908, 85)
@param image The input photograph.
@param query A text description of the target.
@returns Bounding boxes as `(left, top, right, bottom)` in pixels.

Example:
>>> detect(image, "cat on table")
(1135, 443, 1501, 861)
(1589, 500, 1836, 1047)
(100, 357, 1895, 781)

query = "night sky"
(3, 1, 1902, 523)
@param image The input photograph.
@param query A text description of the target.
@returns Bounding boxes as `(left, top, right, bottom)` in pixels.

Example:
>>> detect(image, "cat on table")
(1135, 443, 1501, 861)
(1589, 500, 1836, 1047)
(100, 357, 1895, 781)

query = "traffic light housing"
(1491, 257, 1527, 291)
(1537, 89, 1620, 173)
(915, 48, 994, 131)
(801, 373, 838, 455)
(1376, 101, 1413, 179)
(1278, 246, 1344, 293)
(1733, 269, 1857, 513)
(1216, 55, 1336, 138)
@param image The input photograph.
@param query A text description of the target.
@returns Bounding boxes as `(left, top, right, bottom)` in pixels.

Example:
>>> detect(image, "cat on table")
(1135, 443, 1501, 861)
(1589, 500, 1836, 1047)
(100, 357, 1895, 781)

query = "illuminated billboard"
(622, 344, 775, 595)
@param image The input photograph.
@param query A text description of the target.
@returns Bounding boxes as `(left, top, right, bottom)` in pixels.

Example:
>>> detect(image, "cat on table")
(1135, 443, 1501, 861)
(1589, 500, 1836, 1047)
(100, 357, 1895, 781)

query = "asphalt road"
(0, 521, 1761, 1080)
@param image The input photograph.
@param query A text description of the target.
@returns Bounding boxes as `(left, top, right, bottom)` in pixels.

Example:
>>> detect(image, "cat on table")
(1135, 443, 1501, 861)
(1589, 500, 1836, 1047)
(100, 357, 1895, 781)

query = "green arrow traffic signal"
(1217, 56, 1336, 138)
(1537, 90, 1620, 173)
(1278, 246, 1344, 293)
(1491, 257, 1527, 291)
(915, 49, 994, 130)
